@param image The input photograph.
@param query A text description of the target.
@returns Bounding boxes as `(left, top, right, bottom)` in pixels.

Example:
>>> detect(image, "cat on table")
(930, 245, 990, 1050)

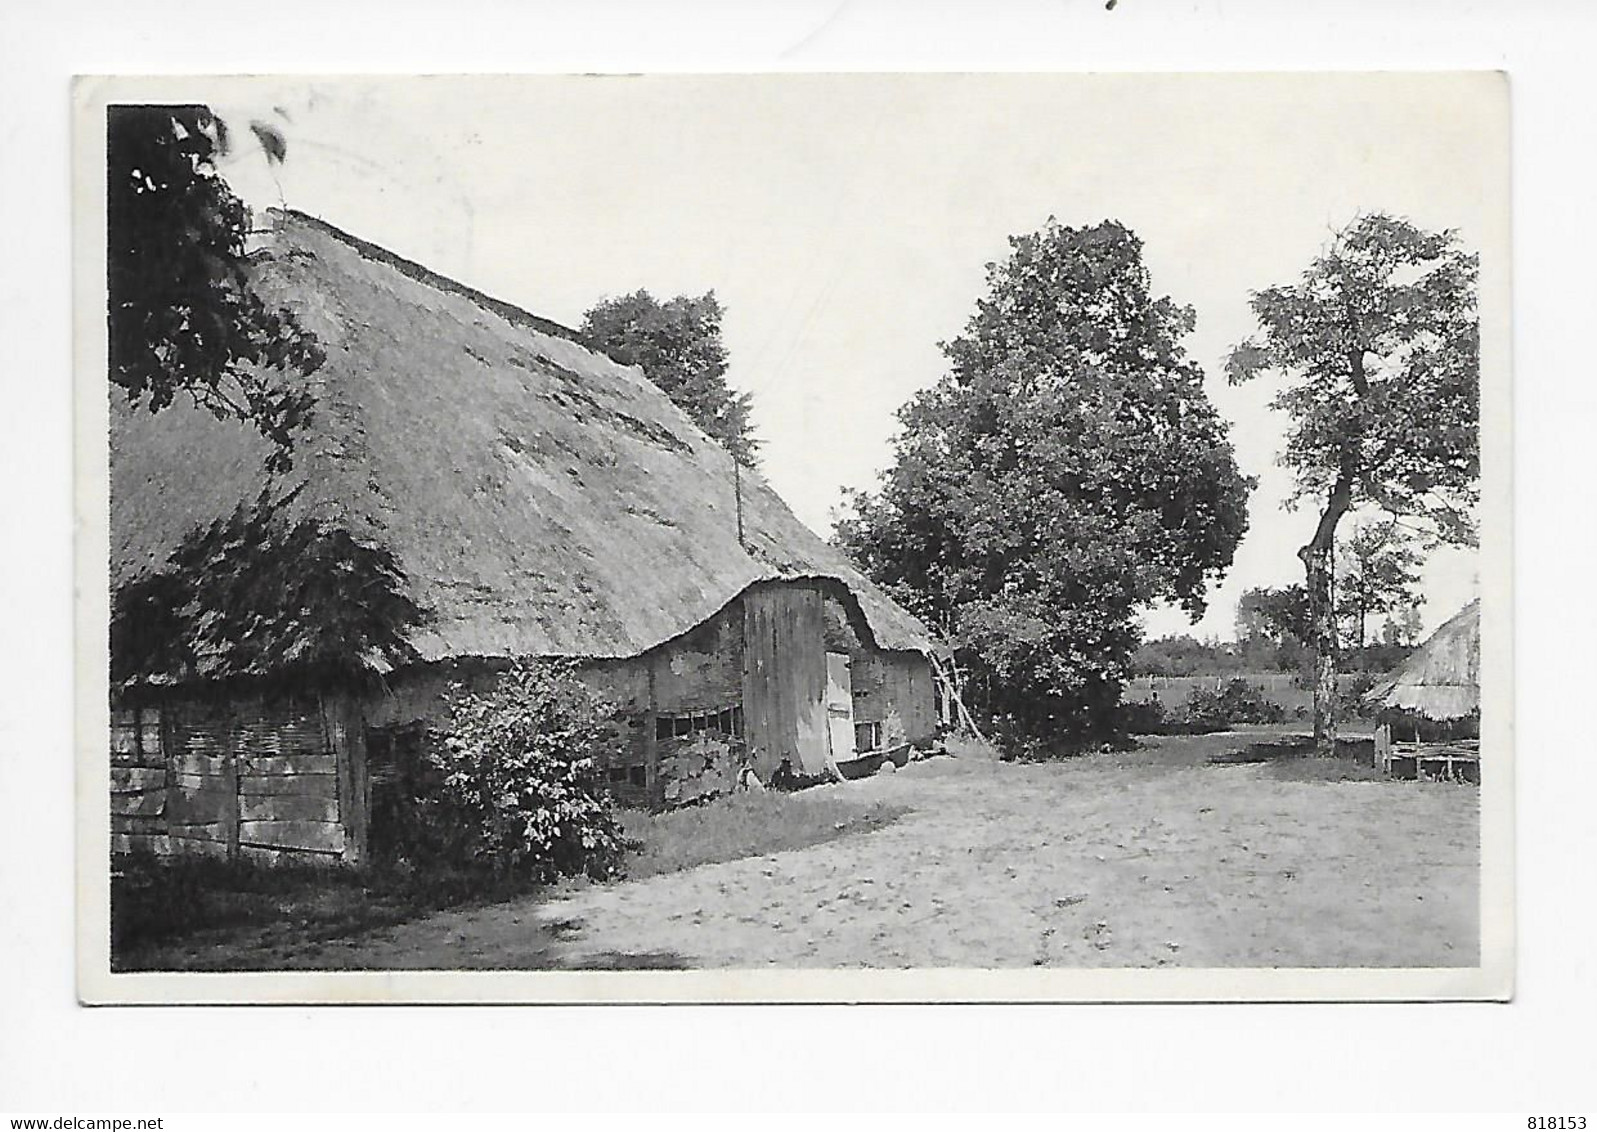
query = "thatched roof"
(110, 210, 936, 665)
(1365, 599, 1480, 719)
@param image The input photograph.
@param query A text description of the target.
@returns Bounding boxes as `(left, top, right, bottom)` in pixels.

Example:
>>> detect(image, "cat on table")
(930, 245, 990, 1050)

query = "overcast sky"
(193, 72, 1505, 640)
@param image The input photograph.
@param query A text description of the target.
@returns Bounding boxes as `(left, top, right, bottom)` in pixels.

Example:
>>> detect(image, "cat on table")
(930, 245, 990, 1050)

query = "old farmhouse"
(110, 211, 940, 864)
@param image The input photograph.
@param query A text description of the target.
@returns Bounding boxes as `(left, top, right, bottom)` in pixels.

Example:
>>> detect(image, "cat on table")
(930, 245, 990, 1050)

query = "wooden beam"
(236, 773, 337, 797)
(238, 820, 347, 854)
(223, 718, 241, 860)
(111, 766, 167, 794)
(239, 794, 340, 823)
(645, 664, 660, 808)
(239, 752, 338, 777)
(112, 812, 168, 835)
(111, 833, 173, 856)
(166, 783, 236, 825)
(110, 791, 166, 818)
(169, 752, 229, 777)
(323, 692, 369, 865)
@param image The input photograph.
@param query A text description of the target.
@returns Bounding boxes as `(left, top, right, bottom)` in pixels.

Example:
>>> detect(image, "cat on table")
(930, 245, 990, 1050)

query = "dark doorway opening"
(365, 723, 431, 864)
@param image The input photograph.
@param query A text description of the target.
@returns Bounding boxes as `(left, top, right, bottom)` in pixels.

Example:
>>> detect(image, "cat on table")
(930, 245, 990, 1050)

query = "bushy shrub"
(1180, 686, 1233, 733)
(1178, 679, 1287, 733)
(1117, 697, 1168, 736)
(421, 661, 632, 882)
(1217, 678, 1287, 724)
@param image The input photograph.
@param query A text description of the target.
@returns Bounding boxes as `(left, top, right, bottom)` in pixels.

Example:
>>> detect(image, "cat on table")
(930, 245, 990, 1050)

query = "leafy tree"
(1399, 601, 1426, 646)
(1336, 518, 1424, 653)
(1377, 599, 1427, 650)
(580, 290, 758, 463)
(1235, 584, 1310, 648)
(108, 104, 325, 472)
(1233, 584, 1312, 671)
(1228, 213, 1478, 752)
(837, 219, 1252, 752)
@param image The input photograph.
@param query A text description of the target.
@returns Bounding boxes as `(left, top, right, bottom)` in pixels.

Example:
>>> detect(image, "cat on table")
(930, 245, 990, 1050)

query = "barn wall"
(579, 659, 656, 805)
(369, 659, 654, 726)
(365, 659, 657, 807)
(110, 690, 359, 863)
(881, 651, 937, 746)
(360, 648, 747, 814)
(647, 606, 743, 715)
(643, 603, 748, 805)
(742, 581, 829, 778)
(819, 589, 937, 751)
(364, 662, 498, 730)
(111, 582, 933, 854)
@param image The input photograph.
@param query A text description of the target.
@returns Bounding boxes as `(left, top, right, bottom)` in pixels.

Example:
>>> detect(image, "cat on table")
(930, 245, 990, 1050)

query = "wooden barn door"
(824, 652, 856, 765)
(742, 583, 830, 780)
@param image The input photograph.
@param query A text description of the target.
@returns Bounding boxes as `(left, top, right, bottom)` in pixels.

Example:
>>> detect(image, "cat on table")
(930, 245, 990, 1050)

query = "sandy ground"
(265, 731, 1479, 970)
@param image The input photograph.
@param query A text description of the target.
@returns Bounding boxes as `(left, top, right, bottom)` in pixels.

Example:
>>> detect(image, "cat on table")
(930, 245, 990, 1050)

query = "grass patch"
(111, 853, 541, 971)
(1207, 734, 1388, 782)
(942, 733, 1000, 761)
(621, 790, 906, 881)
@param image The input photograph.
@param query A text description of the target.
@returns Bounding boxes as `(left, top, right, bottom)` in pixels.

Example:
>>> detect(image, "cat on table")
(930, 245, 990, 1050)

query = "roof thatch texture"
(110, 210, 935, 665)
(1365, 599, 1480, 719)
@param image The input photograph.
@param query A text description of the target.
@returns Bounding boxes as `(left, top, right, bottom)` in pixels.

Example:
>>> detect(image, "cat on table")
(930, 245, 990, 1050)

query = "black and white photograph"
(74, 72, 1510, 1002)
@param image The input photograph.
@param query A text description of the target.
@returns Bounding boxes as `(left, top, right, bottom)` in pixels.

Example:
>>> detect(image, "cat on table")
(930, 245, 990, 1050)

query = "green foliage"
(111, 489, 425, 685)
(1118, 678, 1285, 735)
(1235, 585, 1310, 649)
(837, 219, 1252, 751)
(1117, 696, 1169, 735)
(108, 105, 325, 472)
(1186, 678, 1287, 729)
(1131, 633, 1288, 677)
(1347, 641, 1414, 673)
(1229, 585, 1312, 672)
(423, 662, 631, 883)
(580, 289, 758, 463)
(1379, 603, 1426, 649)
(1227, 214, 1479, 541)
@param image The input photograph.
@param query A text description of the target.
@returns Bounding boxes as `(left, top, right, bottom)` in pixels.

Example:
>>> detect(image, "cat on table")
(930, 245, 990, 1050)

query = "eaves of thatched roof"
(110, 210, 936, 665)
(1366, 599, 1480, 720)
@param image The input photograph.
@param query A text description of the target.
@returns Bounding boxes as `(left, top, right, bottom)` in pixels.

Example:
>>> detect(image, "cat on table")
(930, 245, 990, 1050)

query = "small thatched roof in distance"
(1366, 599, 1480, 719)
(110, 210, 936, 666)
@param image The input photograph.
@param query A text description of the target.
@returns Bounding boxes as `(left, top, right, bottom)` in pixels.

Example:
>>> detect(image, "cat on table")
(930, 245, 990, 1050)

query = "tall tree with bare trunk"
(1228, 214, 1479, 754)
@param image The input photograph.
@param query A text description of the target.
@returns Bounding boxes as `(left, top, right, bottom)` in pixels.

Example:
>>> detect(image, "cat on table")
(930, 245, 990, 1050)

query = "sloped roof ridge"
(111, 208, 940, 662)
(266, 208, 592, 349)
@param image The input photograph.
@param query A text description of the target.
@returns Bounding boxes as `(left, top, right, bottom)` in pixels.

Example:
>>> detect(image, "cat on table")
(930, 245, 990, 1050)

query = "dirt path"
(290, 734, 1478, 970)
